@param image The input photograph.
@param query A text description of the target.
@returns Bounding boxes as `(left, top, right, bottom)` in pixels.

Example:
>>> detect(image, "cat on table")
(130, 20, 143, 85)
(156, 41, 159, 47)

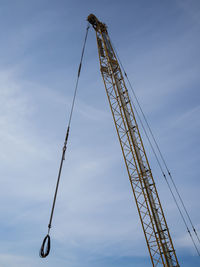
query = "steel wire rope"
(130, 87, 200, 256)
(126, 74, 200, 256)
(110, 38, 200, 255)
(126, 70, 200, 246)
(39, 22, 90, 258)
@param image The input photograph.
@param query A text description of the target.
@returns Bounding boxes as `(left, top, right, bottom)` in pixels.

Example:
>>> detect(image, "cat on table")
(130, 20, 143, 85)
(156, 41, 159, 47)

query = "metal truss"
(89, 18, 179, 266)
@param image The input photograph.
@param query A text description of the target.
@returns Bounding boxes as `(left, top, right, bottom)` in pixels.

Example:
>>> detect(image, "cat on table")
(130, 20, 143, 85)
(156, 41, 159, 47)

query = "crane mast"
(88, 14, 179, 267)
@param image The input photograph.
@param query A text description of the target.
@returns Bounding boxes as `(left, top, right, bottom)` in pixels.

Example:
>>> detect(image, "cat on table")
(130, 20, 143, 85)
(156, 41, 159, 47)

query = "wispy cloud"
(0, 1, 199, 267)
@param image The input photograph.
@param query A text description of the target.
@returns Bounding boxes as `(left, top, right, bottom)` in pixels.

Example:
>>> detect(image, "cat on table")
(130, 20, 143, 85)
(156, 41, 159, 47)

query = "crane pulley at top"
(39, 14, 200, 266)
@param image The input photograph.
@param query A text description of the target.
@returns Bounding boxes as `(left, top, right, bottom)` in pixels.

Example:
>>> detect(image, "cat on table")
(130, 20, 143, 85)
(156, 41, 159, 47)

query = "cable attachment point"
(78, 63, 82, 77)
(63, 126, 70, 160)
(39, 234, 51, 258)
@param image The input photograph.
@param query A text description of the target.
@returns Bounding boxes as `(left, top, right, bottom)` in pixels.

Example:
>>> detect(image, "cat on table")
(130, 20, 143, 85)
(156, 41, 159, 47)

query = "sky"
(0, 0, 200, 266)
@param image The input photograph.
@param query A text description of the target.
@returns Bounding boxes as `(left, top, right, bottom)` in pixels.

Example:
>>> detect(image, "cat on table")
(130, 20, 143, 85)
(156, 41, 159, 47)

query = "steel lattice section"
(93, 26, 179, 267)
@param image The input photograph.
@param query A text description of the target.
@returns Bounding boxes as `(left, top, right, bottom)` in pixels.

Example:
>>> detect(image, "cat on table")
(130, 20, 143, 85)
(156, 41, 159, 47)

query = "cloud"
(0, 254, 31, 267)
(0, 1, 200, 267)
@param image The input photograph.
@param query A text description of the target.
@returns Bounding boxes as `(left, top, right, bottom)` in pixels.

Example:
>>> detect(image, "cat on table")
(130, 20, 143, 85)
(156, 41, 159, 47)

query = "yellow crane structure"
(87, 14, 179, 267)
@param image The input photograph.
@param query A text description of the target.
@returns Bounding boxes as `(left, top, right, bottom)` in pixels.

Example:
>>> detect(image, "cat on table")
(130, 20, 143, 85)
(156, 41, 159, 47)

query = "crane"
(87, 14, 179, 267)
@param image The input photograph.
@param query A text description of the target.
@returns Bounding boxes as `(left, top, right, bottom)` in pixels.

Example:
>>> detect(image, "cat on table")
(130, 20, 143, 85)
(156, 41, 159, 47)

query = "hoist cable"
(168, 172, 200, 245)
(110, 39, 200, 254)
(132, 92, 200, 255)
(39, 22, 90, 258)
(128, 81, 200, 256)
(127, 73, 200, 246)
(124, 69, 200, 248)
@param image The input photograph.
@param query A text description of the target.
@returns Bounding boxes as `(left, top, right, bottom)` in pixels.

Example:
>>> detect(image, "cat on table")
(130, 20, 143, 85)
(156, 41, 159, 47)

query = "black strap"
(40, 234, 51, 258)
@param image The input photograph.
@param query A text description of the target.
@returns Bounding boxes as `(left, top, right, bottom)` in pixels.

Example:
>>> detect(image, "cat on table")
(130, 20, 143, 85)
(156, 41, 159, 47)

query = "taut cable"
(39, 23, 90, 258)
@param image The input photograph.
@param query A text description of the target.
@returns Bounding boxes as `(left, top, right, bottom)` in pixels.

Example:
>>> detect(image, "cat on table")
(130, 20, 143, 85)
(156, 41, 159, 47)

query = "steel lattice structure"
(88, 14, 179, 267)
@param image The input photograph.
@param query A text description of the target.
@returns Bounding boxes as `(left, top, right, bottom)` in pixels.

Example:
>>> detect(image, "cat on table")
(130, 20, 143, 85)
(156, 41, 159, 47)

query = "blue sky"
(0, 0, 200, 266)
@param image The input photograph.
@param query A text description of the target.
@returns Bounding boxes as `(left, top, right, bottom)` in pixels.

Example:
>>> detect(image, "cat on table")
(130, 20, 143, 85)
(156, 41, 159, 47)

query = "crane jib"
(87, 13, 180, 267)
